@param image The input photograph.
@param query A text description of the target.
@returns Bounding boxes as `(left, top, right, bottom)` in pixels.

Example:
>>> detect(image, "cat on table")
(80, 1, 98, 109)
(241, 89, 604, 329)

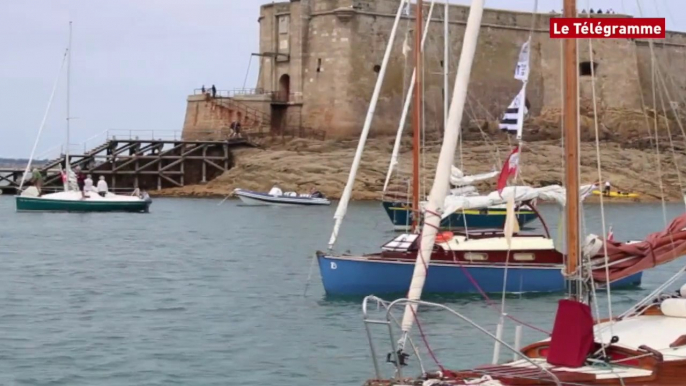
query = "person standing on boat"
(31, 168, 43, 196)
(604, 180, 612, 195)
(211, 84, 217, 98)
(97, 176, 108, 197)
(75, 167, 86, 198)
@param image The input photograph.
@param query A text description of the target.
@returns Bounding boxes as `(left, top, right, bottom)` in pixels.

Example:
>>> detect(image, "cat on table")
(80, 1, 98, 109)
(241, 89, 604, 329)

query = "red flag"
(497, 146, 520, 195)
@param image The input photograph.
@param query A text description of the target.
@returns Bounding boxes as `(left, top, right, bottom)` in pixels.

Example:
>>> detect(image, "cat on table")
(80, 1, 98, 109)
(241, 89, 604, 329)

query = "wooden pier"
(0, 135, 257, 195)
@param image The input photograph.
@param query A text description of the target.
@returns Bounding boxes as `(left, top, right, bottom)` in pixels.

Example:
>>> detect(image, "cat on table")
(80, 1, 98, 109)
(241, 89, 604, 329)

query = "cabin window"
(514, 253, 535, 261)
(579, 61, 598, 76)
(464, 252, 488, 261)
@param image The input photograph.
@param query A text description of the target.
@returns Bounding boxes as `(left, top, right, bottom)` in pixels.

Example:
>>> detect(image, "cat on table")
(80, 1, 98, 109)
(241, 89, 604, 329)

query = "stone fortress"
(182, 0, 686, 141)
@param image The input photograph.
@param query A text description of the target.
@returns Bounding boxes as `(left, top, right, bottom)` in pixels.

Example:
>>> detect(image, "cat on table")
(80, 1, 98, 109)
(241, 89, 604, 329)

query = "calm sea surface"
(0, 196, 684, 385)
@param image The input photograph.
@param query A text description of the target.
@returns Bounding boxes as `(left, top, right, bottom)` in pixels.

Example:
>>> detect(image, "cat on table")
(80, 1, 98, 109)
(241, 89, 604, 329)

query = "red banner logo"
(550, 18, 665, 39)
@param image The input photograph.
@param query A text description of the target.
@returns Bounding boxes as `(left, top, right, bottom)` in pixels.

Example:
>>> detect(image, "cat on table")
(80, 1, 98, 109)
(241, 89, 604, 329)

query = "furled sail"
(439, 184, 597, 220)
(449, 165, 498, 186)
(587, 213, 686, 283)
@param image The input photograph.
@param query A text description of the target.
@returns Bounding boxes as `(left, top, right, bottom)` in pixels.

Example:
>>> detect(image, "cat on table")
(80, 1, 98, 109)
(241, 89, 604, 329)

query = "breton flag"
(497, 146, 520, 196)
(499, 84, 529, 137)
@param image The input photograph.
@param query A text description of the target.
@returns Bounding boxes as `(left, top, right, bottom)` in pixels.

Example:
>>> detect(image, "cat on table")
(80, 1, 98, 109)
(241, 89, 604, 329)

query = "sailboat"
(15, 23, 151, 213)
(360, 1, 686, 385)
(380, 3, 536, 232)
(316, 0, 640, 296)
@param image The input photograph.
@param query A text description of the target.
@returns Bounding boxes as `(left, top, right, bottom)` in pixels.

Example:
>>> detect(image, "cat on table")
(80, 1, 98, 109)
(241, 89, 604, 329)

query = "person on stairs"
(97, 176, 109, 197)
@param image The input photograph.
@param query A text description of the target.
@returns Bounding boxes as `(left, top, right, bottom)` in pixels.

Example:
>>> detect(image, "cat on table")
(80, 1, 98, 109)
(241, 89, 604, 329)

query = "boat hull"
(382, 200, 539, 231)
(317, 254, 642, 295)
(15, 196, 151, 213)
(235, 189, 331, 206)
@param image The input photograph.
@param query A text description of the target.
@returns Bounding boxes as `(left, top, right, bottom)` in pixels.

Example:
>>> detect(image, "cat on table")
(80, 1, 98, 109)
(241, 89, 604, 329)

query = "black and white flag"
(499, 84, 529, 138)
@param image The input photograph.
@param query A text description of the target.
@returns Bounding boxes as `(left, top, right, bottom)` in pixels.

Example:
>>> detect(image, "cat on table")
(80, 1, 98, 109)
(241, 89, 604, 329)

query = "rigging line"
(585, 10, 614, 335)
(636, 0, 670, 233)
(466, 95, 503, 169)
(241, 55, 253, 90)
(655, 65, 686, 209)
(19, 49, 69, 190)
(559, 38, 564, 192)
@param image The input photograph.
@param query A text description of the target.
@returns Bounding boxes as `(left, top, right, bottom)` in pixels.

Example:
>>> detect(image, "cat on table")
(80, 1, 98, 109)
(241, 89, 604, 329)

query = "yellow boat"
(591, 190, 639, 199)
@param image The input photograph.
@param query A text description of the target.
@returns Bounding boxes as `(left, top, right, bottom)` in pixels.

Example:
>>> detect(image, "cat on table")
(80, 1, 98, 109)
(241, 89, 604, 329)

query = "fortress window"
(579, 61, 598, 76)
(373, 64, 381, 73)
(440, 60, 444, 68)
(317, 58, 322, 73)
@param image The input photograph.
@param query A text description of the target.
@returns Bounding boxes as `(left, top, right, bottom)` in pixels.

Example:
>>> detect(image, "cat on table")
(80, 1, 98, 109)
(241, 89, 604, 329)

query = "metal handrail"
(362, 296, 562, 386)
(362, 296, 426, 380)
(193, 88, 266, 97)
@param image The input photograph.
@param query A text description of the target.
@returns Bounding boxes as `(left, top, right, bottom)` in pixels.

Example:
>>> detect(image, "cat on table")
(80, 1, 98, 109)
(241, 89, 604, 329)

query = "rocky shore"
(152, 140, 684, 203)
(153, 107, 686, 202)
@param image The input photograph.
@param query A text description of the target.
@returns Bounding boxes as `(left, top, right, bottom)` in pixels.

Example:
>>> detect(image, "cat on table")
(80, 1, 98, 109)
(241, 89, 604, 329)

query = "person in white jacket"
(97, 176, 109, 197)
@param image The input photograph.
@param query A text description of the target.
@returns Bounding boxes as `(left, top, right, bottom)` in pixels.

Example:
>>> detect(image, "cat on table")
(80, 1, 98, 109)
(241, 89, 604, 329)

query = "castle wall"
(215, 0, 686, 140)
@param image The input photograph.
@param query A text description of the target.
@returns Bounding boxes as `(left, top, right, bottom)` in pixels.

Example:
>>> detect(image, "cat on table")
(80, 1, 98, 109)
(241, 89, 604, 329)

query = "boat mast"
(400, 0, 485, 346)
(444, 1, 449, 134)
(328, 0, 407, 249)
(562, 0, 580, 297)
(65, 21, 73, 190)
(411, 0, 423, 232)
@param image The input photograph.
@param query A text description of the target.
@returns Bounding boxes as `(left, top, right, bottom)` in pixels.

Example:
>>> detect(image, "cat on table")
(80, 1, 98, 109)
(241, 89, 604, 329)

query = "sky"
(0, 0, 681, 158)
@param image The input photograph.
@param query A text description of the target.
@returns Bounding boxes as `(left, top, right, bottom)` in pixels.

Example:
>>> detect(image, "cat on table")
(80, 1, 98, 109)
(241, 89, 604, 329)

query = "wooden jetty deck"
(0, 135, 258, 195)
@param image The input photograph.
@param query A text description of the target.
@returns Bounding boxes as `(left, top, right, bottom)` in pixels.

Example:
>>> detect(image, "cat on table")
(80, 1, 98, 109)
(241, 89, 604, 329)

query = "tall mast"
(411, 0, 423, 232)
(444, 1, 449, 133)
(66, 21, 72, 177)
(562, 0, 579, 295)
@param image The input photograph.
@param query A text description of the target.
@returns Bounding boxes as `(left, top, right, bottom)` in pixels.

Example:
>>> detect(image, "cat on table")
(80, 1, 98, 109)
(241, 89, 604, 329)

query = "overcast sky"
(0, 0, 679, 158)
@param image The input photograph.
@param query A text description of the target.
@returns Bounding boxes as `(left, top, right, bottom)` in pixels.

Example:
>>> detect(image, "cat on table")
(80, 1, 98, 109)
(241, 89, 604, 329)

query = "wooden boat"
(234, 188, 330, 206)
(358, 1, 686, 385)
(317, 227, 641, 295)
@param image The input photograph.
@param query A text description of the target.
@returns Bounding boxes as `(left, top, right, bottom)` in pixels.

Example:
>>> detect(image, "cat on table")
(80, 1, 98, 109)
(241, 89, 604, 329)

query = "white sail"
(18, 50, 69, 190)
(329, 0, 407, 249)
(400, 0, 486, 337)
(383, 1, 437, 193)
(439, 184, 597, 220)
(450, 165, 498, 186)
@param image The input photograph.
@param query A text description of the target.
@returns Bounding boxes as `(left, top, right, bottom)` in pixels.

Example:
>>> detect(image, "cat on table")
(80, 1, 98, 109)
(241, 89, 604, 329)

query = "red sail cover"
(547, 300, 594, 368)
(591, 213, 686, 283)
